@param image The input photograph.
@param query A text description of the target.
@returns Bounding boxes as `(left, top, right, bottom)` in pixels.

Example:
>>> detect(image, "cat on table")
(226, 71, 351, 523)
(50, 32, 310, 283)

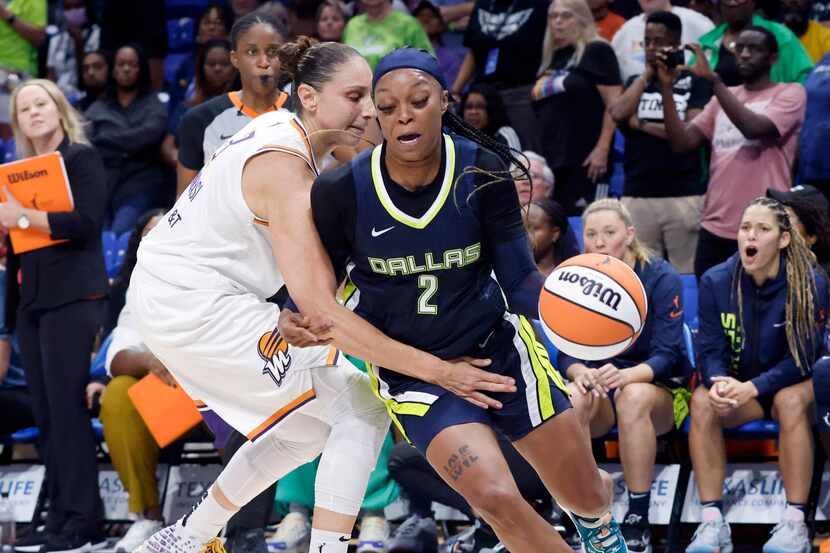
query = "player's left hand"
(595, 363, 626, 391)
(278, 308, 333, 347)
(85, 381, 106, 410)
(711, 376, 758, 409)
(0, 187, 24, 229)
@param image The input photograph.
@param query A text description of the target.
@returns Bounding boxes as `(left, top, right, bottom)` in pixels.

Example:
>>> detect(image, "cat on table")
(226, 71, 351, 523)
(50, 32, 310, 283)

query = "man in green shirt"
(693, 0, 813, 84)
(343, 0, 434, 69)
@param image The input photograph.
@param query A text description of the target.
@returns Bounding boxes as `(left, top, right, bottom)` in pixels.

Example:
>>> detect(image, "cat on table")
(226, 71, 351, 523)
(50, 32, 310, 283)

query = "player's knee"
(615, 383, 654, 424)
(465, 480, 524, 524)
(100, 375, 140, 422)
(690, 386, 716, 424)
(773, 385, 810, 428)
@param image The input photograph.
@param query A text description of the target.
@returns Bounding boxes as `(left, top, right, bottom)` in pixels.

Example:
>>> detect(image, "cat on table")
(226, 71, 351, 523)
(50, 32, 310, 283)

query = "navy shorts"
(367, 313, 572, 454)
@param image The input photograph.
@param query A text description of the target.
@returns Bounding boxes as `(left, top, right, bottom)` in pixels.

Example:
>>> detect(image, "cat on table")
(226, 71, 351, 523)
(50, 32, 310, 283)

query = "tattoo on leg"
(443, 444, 480, 481)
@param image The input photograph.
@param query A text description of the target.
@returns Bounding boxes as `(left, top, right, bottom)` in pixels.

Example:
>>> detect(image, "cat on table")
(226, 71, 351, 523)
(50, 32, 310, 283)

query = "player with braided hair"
(281, 48, 627, 553)
(687, 196, 829, 553)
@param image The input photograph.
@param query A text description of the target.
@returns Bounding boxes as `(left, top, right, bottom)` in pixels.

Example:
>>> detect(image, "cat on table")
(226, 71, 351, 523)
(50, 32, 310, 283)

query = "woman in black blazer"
(3, 79, 108, 553)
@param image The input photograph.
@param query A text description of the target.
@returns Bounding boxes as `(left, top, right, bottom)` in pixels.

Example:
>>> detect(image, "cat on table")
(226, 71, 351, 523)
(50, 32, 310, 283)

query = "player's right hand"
(278, 308, 334, 347)
(438, 357, 516, 410)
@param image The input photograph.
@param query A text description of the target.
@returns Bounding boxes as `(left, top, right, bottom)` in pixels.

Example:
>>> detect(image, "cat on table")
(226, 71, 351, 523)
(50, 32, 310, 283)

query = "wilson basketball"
(539, 253, 648, 361)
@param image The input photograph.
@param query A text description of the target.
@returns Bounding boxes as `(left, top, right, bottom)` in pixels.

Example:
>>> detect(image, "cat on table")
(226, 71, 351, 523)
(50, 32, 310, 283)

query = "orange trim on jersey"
(326, 347, 340, 365)
(256, 145, 315, 175)
(253, 217, 269, 227)
(289, 119, 313, 163)
(228, 90, 288, 119)
(246, 389, 317, 442)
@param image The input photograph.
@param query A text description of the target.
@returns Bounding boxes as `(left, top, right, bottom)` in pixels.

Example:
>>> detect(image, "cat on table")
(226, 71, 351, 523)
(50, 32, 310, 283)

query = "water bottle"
(0, 491, 15, 552)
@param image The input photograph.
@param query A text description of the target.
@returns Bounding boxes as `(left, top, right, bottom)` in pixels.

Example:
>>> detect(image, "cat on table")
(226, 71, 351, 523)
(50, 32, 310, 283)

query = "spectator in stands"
(316, 0, 348, 42)
(4, 79, 108, 553)
(86, 43, 169, 235)
(814, 0, 830, 22)
(77, 50, 109, 112)
(768, 185, 830, 276)
(695, 0, 813, 85)
(611, 0, 714, 82)
(413, 0, 468, 88)
(342, 0, 433, 69)
(781, 0, 830, 61)
(799, 52, 830, 198)
(525, 198, 578, 275)
(460, 83, 521, 150)
(452, 0, 550, 150)
(168, 3, 233, 115)
(0, 0, 46, 140)
(175, 12, 288, 197)
(532, 0, 622, 215)
(162, 39, 235, 169)
(100, 0, 167, 90)
(562, 198, 688, 553)
(609, 11, 712, 274)
(514, 150, 555, 205)
(589, 0, 626, 41)
(660, 29, 806, 277)
(687, 196, 828, 553)
(0, 267, 32, 438)
(46, 0, 100, 102)
(97, 211, 168, 553)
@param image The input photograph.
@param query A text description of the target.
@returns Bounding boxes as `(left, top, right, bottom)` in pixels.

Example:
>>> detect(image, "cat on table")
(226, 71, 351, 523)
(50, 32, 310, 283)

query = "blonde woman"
(561, 199, 690, 553)
(532, 0, 622, 216)
(4, 79, 109, 553)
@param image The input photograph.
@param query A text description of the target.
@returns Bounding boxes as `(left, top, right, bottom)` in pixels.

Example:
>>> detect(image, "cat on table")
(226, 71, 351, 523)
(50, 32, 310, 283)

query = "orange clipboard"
(127, 373, 204, 448)
(0, 151, 75, 254)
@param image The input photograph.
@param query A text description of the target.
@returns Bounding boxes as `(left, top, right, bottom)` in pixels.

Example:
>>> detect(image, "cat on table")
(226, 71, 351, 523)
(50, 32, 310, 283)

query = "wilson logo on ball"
(556, 270, 623, 311)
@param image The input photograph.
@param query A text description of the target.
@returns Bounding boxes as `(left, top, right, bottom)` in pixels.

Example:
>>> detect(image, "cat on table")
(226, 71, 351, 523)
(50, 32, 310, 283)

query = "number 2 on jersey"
(417, 274, 438, 315)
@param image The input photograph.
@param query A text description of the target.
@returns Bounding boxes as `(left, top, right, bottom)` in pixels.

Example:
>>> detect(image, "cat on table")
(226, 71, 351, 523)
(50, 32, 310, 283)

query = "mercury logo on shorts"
(257, 327, 292, 387)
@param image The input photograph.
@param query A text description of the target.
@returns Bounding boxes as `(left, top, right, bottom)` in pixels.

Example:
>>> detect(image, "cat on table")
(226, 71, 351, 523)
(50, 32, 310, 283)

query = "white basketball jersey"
(137, 111, 331, 299)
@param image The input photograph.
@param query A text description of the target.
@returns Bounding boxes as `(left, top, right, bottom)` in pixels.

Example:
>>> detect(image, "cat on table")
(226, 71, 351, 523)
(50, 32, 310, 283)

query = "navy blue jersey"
(312, 133, 529, 394)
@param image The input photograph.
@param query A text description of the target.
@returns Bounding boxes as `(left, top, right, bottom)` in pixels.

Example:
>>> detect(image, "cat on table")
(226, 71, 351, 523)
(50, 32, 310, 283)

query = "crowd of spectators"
(0, 0, 828, 552)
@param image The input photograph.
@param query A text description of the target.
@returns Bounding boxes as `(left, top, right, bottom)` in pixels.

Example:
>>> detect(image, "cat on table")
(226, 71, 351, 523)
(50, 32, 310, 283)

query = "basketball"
(538, 253, 648, 361)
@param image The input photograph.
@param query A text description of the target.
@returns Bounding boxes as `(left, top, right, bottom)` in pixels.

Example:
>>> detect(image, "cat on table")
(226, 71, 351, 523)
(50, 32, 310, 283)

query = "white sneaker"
(133, 522, 225, 553)
(266, 513, 310, 553)
(116, 520, 164, 553)
(357, 516, 389, 553)
(762, 519, 811, 553)
(686, 512, 732, 553)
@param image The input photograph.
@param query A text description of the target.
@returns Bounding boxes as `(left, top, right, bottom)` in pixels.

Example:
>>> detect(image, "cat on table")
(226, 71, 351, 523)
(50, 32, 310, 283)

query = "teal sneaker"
(567, 511, 628, 553)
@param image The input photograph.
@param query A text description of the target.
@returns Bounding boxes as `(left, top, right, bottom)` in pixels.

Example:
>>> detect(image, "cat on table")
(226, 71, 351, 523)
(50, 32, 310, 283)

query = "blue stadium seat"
(681, 416, 779, 438)
(681, 274, 698, 330)
(102, 230, 117, 277)
(684, 323, 695, 369)
(3, 138, 16, 163)
(568, 217, 583, 252)
(2, 418, 106, 445)
(608, 130, 625, 198)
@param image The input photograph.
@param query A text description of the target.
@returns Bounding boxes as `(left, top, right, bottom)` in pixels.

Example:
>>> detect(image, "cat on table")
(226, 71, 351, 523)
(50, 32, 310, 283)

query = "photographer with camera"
(609, 10, 713, 274)
(658, 27, 806, 277)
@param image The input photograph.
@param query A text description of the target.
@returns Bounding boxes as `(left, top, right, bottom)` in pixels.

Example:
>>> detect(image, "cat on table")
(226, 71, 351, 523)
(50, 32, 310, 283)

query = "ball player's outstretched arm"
(244, 151, 516, 410)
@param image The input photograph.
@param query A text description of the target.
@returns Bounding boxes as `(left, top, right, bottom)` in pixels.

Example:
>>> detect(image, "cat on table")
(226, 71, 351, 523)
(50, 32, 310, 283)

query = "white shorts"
(128, 266, 378, 441)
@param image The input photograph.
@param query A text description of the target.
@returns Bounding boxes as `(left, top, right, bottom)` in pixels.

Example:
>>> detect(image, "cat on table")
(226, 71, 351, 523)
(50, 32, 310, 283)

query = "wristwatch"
(17, 213, 30, 230)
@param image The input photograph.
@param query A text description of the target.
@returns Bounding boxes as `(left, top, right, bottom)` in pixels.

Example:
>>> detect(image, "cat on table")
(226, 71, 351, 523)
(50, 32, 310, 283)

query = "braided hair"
(733, 197, 819, 373)
(442, 107, 531, 208)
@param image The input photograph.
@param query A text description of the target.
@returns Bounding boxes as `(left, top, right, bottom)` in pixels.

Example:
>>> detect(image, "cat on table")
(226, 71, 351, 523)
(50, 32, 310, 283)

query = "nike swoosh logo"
(220, 133, 234, 140)
(773, 321, 787, 328)
(338, 536, 351, 542)
(824, 412, 830, 427)
(371, 226, 395, 237)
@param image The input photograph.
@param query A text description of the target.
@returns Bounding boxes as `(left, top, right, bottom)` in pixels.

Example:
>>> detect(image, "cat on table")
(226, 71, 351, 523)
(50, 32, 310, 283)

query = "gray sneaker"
(686, 518, 732, 553)
(762, 519, 811, 553)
